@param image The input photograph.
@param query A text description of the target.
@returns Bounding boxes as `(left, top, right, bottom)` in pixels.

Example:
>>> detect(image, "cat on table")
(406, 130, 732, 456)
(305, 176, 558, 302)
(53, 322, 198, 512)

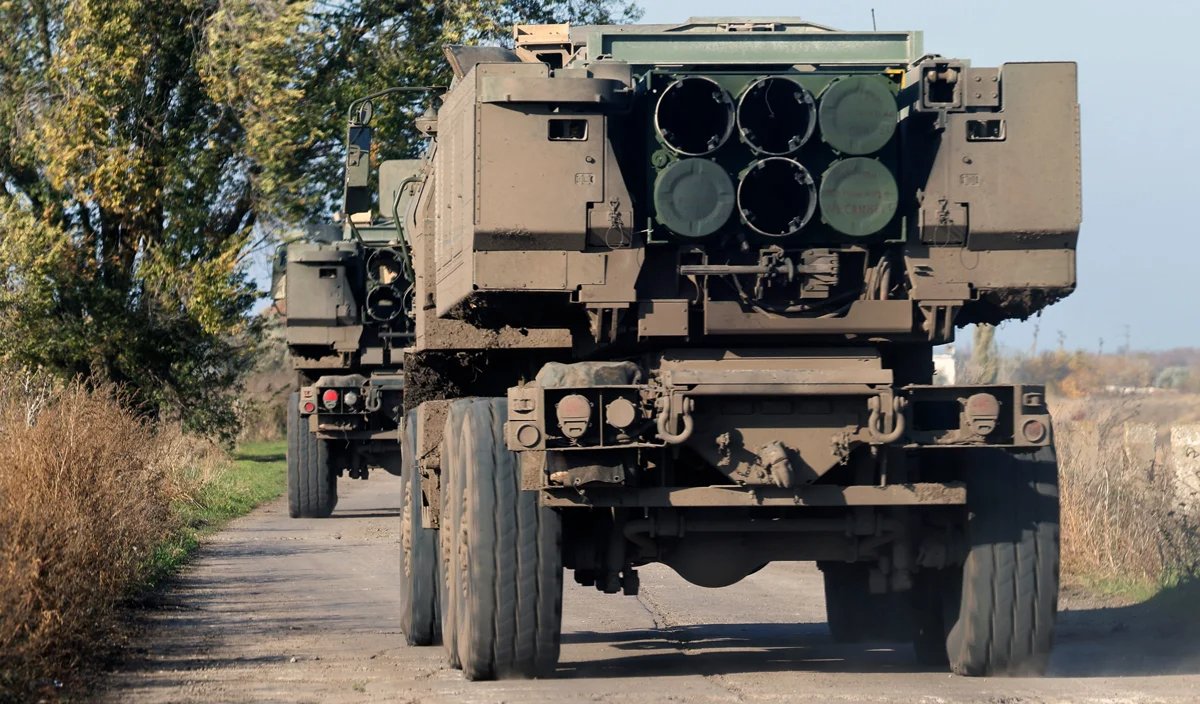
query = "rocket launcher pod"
(737, 157, 817, 237)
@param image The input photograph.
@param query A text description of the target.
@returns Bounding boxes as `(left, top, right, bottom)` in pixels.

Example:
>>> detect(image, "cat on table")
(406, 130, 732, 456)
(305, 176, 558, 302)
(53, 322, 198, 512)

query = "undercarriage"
(401, 347, 1060, 678)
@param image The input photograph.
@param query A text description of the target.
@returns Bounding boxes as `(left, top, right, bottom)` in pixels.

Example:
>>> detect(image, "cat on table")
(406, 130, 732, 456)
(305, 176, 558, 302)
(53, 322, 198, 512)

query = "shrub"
(0, 376, 212, 700)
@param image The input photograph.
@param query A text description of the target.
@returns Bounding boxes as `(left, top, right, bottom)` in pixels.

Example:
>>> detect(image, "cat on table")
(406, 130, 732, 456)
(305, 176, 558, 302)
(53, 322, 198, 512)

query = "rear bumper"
(507, 381, 1052, 454)
(504, 354, 1050, 500)
(298, 373, 405, 442)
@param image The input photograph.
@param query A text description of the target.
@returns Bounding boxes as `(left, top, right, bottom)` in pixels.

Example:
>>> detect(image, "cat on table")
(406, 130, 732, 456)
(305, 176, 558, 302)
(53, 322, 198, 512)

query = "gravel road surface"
(104, 472, 1200, 704)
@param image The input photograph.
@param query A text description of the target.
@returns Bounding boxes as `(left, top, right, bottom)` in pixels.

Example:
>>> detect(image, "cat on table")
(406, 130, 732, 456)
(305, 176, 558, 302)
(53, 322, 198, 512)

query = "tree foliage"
(0, 0, 639, 438)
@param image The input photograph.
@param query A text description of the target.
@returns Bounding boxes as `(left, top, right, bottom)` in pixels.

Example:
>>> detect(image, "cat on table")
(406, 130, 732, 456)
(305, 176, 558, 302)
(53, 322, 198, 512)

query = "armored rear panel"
(433, 62, 636, 318)
(914, 62, 1080, 247)
(906, 61, 1079, 324)
(285, 242, 363, 363)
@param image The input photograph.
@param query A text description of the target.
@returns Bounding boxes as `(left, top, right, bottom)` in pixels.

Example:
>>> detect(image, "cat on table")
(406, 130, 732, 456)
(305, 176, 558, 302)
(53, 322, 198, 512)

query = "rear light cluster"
(300, 387, 364, 415)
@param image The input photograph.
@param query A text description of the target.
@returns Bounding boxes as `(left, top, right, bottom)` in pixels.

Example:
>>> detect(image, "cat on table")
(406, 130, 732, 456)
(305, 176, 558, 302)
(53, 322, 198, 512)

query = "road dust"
(103, 477, 1200, 704)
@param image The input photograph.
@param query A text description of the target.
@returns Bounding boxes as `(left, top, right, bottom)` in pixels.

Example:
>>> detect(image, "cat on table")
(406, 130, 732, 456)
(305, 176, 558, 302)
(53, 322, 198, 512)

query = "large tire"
(439, 401, 469, 670)
(820, 563, 913, 643)
(399, 410, 439, 646)
(443, 398, 562, 680)
(937, 447, 1060, 676)
(287, 392, 338, 518)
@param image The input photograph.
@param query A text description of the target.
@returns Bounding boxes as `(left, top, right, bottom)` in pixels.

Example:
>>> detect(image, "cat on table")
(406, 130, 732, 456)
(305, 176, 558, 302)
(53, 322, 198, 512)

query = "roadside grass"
(1068, 574, 1163, 604)
(1055, 397, 1200, 603)
(0, 374, 288, 704)
(1132, 577, 1200, 626)
(144, 441, 287, 587)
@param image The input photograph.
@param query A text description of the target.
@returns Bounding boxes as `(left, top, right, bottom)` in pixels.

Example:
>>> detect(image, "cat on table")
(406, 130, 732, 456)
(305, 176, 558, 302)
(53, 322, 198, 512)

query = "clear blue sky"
(642, 1, 1198, 351)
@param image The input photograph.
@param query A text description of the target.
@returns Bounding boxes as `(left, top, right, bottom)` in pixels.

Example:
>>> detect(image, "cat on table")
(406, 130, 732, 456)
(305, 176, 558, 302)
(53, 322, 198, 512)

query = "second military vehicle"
(331, 17, 1080, 678)
(274, 133, 421, 517)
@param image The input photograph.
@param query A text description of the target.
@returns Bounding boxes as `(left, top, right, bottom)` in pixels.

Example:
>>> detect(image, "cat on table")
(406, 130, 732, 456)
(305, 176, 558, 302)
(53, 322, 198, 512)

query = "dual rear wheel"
(286, 392, 338, 518)
(924, 447, 1060, 676)
(399, 398, 564, 680)
(820, 562, 913, 643)
(822, 447, 1060, 677)
(399, 410, 439, 645)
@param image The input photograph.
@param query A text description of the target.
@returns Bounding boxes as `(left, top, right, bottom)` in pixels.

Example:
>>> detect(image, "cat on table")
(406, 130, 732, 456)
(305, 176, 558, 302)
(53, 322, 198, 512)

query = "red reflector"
(321, 389, 339, 404)
(301, 401, 316, 414)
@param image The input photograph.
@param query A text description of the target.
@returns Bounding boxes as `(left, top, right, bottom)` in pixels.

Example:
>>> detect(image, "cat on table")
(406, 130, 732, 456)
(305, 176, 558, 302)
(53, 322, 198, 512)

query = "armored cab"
(391, 18, 1079, 679)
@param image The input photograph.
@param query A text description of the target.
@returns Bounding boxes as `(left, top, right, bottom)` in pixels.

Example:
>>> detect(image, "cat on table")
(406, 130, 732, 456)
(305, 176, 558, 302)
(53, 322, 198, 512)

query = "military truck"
(275, 113, 425, 517)
(369, 18, 1077, 678)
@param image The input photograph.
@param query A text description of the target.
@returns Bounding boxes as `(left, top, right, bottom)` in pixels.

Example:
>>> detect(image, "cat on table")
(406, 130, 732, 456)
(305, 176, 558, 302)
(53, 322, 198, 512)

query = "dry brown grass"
(0, 375, 224, 701)
(1055, 397, 1200, 593)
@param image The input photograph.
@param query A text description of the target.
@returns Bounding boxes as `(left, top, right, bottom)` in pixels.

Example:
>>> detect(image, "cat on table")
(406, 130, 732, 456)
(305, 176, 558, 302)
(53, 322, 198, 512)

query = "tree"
(204, 0, 641, 222)
(0, 0, 640, 438)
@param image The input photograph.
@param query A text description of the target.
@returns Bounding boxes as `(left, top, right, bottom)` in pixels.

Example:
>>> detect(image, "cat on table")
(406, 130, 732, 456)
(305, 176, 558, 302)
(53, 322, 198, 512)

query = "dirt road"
(105, 472, 1200, 704)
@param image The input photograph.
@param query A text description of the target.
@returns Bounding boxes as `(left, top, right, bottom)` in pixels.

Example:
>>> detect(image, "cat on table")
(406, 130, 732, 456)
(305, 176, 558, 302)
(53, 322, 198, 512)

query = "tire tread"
(443, 397, 562, 680)
(400, 410, 439, 646)
(946, 448, 1059, 676)
(287, 392, 337, 519)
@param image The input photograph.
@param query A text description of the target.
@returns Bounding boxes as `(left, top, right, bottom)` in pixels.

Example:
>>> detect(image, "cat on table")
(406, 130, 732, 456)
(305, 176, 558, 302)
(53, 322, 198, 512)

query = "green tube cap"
(818, 75, 897, 155)
(820, 158, 899, 236)
(653, 158, 735, 238)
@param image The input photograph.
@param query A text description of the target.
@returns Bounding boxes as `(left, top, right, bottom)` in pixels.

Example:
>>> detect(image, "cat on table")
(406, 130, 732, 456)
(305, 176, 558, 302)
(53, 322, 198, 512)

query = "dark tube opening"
(367, 248, 403, 284)
(655, 77, 735, 156)
(366, 285, 403, 322)
(737, 158, 817, 237)
(737, 77, 816, 155)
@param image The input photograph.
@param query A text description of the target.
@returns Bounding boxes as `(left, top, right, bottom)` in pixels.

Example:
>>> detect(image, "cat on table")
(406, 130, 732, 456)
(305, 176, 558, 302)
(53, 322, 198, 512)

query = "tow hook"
(364, 386, 383, 412)
(656, 397, 695, 444)
(867, 395, 908, 444)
